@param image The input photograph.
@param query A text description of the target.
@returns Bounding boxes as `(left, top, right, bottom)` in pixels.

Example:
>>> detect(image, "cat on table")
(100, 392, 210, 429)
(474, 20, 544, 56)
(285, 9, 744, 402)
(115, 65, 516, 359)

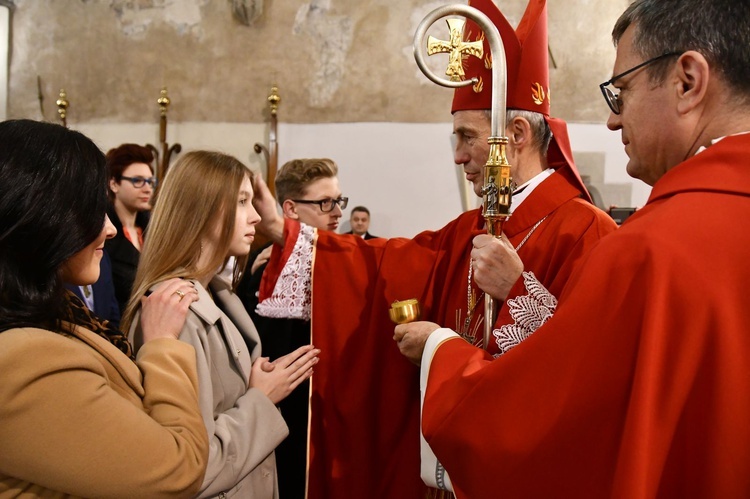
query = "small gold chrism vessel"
(389, 299, 421, 324)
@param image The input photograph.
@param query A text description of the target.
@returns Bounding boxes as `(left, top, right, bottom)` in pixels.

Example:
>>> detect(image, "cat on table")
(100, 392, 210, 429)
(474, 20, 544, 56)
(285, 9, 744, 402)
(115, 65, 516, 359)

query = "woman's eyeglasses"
(121, 176, 157, 188)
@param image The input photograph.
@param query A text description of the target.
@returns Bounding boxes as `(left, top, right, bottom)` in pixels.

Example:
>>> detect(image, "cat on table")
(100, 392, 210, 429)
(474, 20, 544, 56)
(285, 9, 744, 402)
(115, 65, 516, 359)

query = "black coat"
(345, 230, 379, 240)
(104, 205, 150, 314)
(236, 243, 310, 499)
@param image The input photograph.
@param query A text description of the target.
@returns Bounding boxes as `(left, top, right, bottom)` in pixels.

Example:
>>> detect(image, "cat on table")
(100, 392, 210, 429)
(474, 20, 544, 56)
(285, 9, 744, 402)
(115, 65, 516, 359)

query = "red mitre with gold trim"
(452, 0, 592, 202)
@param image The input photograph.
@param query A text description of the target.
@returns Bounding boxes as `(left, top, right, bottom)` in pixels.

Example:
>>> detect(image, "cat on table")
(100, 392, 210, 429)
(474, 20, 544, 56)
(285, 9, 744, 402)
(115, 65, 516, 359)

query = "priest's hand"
(471, 233, 524, 301)
(251, 175, 284, 245)
(251, 244, 273, 274)
(394, 321, 441, 366)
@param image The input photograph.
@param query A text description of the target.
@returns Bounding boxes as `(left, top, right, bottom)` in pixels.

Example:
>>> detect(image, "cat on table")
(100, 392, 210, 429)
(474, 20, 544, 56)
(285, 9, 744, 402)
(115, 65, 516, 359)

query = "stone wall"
(2, 0, 644, 237)
(8, 0, 629, 125)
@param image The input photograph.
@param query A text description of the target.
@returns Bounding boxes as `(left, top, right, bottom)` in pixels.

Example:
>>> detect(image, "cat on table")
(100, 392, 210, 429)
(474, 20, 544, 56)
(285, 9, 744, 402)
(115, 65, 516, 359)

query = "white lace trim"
(493, 271, 557, 356)
(255, 224, 315, 320)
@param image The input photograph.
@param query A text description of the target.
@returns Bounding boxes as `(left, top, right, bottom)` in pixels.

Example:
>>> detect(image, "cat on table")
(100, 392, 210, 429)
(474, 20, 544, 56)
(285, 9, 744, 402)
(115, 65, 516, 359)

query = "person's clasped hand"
(250, 345, 320, 404)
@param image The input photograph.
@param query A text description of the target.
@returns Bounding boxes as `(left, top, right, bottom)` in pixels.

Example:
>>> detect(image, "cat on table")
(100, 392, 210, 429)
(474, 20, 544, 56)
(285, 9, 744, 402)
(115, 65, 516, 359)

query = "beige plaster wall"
(8, 0, 629, 125)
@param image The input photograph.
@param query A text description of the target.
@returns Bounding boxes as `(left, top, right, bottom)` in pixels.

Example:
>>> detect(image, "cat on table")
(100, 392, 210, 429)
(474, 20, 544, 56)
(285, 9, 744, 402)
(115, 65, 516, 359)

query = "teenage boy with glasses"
(236, 157, 345, 499)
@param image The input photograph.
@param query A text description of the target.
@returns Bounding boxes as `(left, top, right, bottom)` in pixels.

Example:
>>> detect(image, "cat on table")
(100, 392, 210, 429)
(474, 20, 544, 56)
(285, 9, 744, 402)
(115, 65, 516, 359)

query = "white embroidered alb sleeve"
(255, 224, 315, 320)
(493, 271, 557, 356)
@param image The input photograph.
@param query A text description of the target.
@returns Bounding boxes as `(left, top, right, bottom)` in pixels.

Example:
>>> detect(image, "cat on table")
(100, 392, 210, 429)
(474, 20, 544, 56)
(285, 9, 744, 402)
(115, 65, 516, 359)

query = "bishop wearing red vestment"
(254, 0, 616, 497)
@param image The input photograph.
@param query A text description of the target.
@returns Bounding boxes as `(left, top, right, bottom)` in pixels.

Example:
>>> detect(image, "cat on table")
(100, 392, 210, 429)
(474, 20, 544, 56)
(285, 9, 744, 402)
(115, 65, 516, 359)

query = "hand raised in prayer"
(471, 233, 524, 301)
(251, 175, 285, 244)
(140, 278, 198, 342)
(394, 321, 441, 366)
(249, 344, 320, 404)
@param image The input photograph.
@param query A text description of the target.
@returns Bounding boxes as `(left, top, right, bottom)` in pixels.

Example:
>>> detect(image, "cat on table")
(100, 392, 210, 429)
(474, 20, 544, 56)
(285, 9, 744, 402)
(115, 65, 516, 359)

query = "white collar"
(695, 130, 750, 155)
(510, 168, 554, 214)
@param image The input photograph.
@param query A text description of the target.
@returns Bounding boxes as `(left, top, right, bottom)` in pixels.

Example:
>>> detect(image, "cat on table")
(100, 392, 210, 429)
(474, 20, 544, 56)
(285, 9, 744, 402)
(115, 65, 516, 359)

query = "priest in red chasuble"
(396, 0, 750, 497)
(253, 0, 615, 497)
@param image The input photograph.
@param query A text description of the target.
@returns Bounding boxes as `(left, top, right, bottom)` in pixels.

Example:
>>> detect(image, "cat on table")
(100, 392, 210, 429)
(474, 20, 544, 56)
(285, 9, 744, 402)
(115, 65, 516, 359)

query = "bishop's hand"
(394, 321, 441, 366)
(471, 233, 524, 301)
(251, 175, 285, 244)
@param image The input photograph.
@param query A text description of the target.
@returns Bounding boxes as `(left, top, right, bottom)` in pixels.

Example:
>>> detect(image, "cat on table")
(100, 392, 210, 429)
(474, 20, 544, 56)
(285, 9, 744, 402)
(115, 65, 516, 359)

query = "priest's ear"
(674, 50, 710, 116)
(507, 116, 532, 148)
(282, 199, 300, 220)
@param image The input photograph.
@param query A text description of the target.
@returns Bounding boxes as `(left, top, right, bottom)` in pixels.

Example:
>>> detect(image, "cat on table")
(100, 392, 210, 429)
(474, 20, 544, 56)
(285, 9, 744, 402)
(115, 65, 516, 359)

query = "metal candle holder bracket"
(249, 85, 281, 250)
(413, 4, 513, 350)
(56, 89, 69, 128)
(146, 87, 182, 188)
(254, 84, 281, 199)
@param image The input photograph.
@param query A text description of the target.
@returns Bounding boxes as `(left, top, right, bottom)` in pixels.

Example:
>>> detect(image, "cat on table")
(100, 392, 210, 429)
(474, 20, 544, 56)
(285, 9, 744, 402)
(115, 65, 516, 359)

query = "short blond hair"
(275, 158, 338, 203)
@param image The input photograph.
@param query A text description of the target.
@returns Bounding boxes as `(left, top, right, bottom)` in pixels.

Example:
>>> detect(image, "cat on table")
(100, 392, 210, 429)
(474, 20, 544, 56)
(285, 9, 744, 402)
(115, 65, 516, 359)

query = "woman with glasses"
(105, 143, 157, 313)
(122, 151, 319, 499)
(236, 157, 345, 499)
(0, 120, 208, 496)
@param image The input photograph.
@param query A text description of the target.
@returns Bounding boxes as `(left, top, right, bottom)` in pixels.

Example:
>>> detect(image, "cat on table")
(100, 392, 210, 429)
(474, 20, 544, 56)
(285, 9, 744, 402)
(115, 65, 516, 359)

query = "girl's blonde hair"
(121, 150, 253, 332)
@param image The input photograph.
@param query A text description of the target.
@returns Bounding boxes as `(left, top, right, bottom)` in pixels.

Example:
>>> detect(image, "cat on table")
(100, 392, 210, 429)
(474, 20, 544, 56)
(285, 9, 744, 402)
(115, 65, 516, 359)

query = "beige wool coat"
(0, 325, 209, 498)
(131, 276, 288, 499)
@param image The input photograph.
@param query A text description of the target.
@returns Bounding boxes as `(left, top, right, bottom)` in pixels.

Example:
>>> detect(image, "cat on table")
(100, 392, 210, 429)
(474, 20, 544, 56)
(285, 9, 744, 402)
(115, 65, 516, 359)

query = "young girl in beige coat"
(124, 151, 319, 498)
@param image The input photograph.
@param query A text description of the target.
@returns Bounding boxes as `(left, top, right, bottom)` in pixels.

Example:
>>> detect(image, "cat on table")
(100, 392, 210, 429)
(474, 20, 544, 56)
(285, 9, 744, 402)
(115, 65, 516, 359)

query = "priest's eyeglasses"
(121, 175, 158, 188)
(599, 52, 681, 115)
(292, 196, 349, 213)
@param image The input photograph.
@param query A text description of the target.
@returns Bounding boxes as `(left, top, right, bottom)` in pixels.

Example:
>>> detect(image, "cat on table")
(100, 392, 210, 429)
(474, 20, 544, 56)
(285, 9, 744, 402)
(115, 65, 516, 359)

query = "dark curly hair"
(0, 120, 108, 333)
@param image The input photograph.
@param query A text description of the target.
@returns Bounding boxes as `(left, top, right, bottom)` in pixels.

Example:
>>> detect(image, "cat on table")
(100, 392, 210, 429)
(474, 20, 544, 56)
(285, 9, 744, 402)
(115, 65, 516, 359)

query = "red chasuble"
(422, 134, 750, 498)
(259, 170, 616, 498)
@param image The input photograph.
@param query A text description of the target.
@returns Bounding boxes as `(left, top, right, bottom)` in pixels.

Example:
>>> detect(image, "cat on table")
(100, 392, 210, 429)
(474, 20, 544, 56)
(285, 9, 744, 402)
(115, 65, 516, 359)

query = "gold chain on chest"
(458, 215, 549, 347)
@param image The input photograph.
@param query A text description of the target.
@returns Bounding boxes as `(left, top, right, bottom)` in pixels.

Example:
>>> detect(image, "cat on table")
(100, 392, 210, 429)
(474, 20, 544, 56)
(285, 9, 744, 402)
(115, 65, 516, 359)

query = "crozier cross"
(427, 18, 483, 82)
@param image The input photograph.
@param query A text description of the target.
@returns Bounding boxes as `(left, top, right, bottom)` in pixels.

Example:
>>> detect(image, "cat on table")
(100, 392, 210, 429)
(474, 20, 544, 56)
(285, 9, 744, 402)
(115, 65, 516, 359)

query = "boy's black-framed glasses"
(291, 196, 349, 213)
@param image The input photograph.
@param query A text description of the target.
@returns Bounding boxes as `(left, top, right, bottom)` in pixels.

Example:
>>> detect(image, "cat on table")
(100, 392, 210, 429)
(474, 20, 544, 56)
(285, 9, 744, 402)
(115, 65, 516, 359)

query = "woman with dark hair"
(0, 120, 209, 497)
(105, 143, 156, 313)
